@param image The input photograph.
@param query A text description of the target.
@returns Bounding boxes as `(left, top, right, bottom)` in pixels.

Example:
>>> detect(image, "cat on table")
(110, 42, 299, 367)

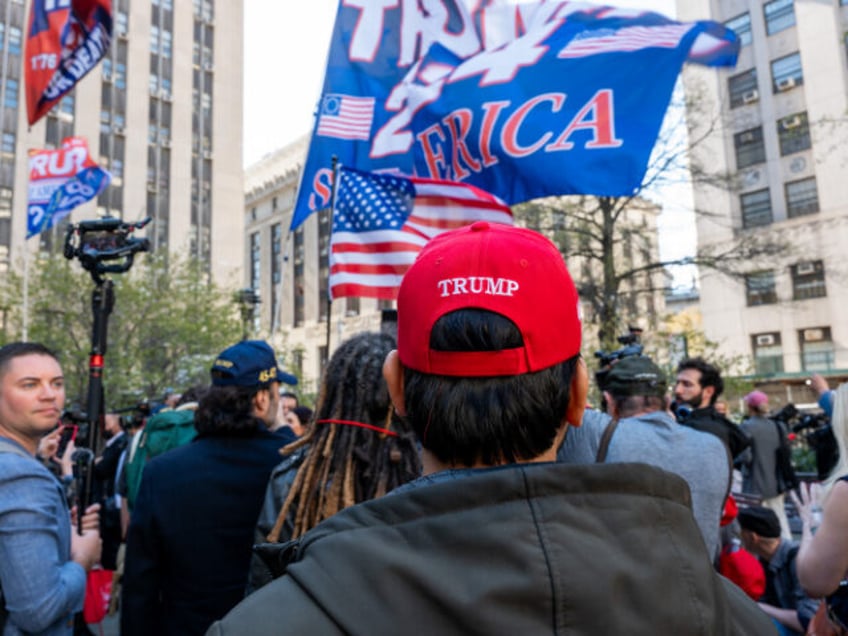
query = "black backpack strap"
(596, 418, 620, 464)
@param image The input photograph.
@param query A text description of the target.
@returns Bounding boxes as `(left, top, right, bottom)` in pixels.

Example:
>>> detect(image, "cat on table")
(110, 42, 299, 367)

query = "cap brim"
(278, 370, 298, 386)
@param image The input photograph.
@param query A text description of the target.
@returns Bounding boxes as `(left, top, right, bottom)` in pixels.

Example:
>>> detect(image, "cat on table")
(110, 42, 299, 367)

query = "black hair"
(268, 332, 420, 541)
(194, 384, 267, 435)
(0, 342, 59, 378)
(676, 357, 724, 405)
(609, 394, 666, 418)
(403, 309, 578, 467)
(280, 391, 298, 402)
(177, 385, 207, 407)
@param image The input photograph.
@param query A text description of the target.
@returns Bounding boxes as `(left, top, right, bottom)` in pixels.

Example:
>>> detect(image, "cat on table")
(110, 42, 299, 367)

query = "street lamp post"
(235, 288, 261, 341)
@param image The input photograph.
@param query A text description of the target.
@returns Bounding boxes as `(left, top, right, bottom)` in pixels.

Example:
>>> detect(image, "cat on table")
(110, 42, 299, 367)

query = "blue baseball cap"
(210, 340, 297, 388)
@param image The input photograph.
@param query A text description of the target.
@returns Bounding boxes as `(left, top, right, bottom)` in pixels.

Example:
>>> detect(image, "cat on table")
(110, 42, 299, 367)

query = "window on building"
(777, 111, 810, 156)
(734, 127, 766, 169)
(725, 13, 752, 46)
(293, 227, 304, 328)
(729, 69, 758, 108)
(271, 223, 282, 330)
(752, 333, 784, 375)
(764, 0, 795, 35)
(1, 133, 14, 156)
(8, 27, 22, 56)
(771, 53, 803, 92)
(250, 232, 261, 290)
(4, 79, 18, 109)
(741, 189, 772, 228)
(799, 327, 834, 372)
(318, 209, 331, 321)
(346, 297, 360, 316)
(791, 260, 826, 300)
(785, 177, 819, 218)
(745, 271, 777, 306)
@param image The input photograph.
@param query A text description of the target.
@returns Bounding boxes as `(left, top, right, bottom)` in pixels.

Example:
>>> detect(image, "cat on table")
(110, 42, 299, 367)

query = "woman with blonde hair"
(792, 383, 848, 634)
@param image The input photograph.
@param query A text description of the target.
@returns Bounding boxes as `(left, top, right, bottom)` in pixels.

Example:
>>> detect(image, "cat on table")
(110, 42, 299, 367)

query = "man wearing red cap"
(738, 390, 793, 539)
(209, 223, 772, 635)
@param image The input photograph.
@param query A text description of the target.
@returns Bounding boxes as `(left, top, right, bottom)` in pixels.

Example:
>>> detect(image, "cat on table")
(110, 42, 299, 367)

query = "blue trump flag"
(292, 1, 739, 231)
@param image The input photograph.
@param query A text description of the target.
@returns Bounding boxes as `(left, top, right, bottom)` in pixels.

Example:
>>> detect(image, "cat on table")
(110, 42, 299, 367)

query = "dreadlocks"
(267, 332, 420, 541)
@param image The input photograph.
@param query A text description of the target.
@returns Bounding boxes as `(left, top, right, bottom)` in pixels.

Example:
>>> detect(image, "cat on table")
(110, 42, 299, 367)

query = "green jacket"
(209, 462, 774, 636)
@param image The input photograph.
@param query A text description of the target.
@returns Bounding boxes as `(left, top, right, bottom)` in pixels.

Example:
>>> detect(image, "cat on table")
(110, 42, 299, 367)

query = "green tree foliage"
(0, 252, 242, 409)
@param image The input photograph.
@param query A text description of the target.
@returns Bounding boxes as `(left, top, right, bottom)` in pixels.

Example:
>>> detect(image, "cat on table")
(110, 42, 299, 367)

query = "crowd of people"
(1, 222, 847, 635)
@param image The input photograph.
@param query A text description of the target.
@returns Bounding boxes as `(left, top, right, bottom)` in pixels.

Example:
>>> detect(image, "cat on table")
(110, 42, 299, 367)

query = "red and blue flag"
(27, 137, 111, 238)
(25, 0, 113, 126)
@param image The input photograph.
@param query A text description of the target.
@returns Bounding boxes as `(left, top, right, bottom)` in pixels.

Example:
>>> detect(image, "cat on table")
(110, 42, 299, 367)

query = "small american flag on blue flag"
(557, 24, 694, 59)
(330, 167, 513, 300)
(316, 94, 375, 141)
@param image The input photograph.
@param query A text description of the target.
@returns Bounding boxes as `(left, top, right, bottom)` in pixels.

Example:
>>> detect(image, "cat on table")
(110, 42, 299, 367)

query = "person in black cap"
(122, 340, 296, 636)
(559, 355, 730, 559)
(737, 505, 819, 635)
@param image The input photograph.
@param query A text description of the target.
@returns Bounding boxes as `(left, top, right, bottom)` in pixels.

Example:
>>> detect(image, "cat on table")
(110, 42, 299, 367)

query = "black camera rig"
(62, 216, 151, 529)
(64, 216, 151, 285)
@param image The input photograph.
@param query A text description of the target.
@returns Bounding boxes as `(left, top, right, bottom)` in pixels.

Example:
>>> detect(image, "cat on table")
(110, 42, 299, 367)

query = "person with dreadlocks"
(210, 223, 772, 635)
(247, 331, 420, 592)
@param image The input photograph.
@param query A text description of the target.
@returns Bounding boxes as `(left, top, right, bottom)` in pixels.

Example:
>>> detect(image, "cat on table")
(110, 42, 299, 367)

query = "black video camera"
(64, 216, 151, 284)
(594, 329, 645, 394)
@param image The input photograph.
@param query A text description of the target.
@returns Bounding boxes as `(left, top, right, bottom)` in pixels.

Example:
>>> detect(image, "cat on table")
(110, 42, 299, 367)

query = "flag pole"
(22, 240, 29, 341)
(324, 156, 339, 366)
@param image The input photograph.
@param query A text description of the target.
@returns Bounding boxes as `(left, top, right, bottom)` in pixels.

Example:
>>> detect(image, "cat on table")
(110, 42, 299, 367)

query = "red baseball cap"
(397, 222, 581, 376)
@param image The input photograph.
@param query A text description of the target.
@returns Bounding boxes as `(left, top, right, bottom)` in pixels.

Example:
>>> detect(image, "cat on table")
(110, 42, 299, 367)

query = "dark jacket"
(761, 539, 820, 631)
(683, 407, 751, 460)
(247, 448, 307, 593)
(209, 462, 774, 636)
(121, 426, 294, 636)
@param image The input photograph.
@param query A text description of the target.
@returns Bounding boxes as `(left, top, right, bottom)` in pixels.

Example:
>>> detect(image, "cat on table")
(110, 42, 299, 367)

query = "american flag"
(316, 94, 375, 141)
(557, 24, 694, 59)
(329, 167, 513, 300)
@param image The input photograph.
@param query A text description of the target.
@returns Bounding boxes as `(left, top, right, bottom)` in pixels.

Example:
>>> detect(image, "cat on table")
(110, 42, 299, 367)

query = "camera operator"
(673, 357, 751, 461)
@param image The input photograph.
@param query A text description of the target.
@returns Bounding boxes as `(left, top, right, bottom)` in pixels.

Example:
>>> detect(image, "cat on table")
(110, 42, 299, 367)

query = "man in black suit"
(92, 412, 127, 570)
(121, 340, 295, 636)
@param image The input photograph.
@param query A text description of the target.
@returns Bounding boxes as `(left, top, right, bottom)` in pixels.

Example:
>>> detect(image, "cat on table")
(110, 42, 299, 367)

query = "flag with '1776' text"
(25, 0, 112, 126)
(330, 167, 513, 300)
(292, 1, 740, 231)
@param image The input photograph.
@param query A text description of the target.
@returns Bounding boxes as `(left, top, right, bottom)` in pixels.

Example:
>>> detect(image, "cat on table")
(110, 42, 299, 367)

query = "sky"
(243, 0, 697, 282)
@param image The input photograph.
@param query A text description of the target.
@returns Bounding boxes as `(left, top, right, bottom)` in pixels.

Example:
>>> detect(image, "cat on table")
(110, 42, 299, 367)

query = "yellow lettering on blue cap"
(258, 367, 277, 383)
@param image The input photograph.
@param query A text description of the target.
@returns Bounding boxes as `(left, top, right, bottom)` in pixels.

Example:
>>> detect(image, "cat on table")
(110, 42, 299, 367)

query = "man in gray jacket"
(209, 223, 772, 635)
(559, 355, 730, 559)
(738, 390, 792, 539)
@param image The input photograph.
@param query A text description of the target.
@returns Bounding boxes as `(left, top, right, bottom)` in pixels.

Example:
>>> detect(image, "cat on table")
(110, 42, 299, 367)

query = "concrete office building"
(678, 0, 848, 385)
(0, 0, 243, 284)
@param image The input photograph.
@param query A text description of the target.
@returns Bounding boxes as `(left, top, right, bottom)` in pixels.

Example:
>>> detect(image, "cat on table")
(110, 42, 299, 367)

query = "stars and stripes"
(329, 167, 512, 300)
(557, 24, 694, 59)
(316, 94, 375, 141)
